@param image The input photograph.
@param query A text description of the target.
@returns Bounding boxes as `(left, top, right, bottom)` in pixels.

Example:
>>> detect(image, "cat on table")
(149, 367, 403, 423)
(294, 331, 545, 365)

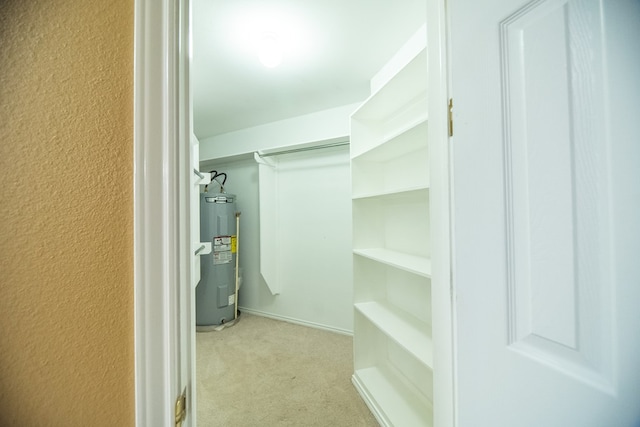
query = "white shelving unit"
(351, 28, 433, 427)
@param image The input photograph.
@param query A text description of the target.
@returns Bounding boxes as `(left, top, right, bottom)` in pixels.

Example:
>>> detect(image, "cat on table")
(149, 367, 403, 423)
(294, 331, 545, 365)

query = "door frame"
(133, 0, 192, 425)
(426, 0, 455, 425)
(132, 0, 454, 426)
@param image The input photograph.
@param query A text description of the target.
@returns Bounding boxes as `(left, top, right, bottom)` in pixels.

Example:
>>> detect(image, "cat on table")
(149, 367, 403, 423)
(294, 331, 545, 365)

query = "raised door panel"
(502, 0, 612, 390)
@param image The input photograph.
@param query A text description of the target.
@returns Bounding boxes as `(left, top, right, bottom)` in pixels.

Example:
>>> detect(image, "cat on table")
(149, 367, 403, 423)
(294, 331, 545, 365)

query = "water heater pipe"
(234, 211, 241, 320)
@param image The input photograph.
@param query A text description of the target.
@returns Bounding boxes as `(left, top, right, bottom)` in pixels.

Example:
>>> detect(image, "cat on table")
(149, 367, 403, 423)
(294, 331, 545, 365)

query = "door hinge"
(450, 278, 455, 305)
(448, 98, 454, 137)
(175, 388, 187, 427)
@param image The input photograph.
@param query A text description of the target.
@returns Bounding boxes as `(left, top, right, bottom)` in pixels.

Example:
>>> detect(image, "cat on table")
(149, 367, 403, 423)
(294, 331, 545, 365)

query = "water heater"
(196, 192, 237, 327)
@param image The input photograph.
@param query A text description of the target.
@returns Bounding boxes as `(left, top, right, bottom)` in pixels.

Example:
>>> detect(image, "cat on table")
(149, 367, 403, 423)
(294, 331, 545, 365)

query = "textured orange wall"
(0, 0, 134, 425)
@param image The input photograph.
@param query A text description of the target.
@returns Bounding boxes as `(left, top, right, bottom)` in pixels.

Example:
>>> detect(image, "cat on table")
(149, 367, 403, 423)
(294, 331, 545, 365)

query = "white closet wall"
(199, 105, 357, 333)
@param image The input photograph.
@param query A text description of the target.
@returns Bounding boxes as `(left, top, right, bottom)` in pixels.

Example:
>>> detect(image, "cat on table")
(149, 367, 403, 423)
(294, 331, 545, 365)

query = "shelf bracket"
(193, 169, 212, 185)
(253, 152, 277, 168)
(194, 242, 212, 256)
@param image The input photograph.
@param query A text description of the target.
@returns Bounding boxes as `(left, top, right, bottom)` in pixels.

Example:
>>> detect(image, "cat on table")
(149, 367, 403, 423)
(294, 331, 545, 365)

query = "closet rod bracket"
(194, 242, 212, 256)
(193, 169, 212, 185)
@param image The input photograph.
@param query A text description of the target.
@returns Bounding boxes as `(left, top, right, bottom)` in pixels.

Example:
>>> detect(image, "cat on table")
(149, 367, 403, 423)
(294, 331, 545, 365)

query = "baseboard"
(351, 374, 387, 427)
(237, 306, 353, 336)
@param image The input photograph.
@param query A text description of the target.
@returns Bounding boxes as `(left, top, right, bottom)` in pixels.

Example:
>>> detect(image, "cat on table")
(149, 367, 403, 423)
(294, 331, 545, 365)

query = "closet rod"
(258, 139, 349, 158)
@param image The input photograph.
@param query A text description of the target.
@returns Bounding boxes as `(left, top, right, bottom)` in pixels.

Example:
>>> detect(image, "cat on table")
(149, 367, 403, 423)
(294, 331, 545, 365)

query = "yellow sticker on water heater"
(231, 235, 237, 253)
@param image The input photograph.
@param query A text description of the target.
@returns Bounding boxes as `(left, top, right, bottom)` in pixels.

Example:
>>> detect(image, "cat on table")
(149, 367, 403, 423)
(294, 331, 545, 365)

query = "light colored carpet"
(196, 313, 379, 426)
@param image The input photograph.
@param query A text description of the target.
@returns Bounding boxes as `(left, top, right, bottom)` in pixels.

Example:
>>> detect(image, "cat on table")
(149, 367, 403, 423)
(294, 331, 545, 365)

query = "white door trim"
(426, 0, 455, 425)
(133, 0, 187, 425)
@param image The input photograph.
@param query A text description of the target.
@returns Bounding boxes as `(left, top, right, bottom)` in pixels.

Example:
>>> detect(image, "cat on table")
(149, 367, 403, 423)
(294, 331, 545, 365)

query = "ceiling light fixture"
(229, 7, 312, 68)
(257, 33, 283, 68)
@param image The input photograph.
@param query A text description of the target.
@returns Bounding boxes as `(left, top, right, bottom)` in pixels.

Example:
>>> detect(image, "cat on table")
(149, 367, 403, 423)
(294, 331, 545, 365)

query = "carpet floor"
(196, 313, 379, 426)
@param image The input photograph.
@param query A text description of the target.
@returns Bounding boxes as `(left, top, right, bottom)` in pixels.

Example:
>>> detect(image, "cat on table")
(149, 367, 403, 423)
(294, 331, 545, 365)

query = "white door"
(450, 0, 640, 425)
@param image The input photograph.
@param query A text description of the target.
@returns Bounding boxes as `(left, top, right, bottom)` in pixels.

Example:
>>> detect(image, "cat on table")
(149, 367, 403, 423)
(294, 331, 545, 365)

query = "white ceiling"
(192, 0, 427, 140)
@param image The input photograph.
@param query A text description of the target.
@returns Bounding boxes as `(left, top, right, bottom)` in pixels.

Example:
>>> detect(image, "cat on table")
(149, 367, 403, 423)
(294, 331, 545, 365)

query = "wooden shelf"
(351, 48, 428, 122)
(353, 366, 433, 427)
(355, 301, 433, 368)
(351, 118, 429, 196)
(353, 248, 431, 278)
(352, 112, 428, 162)
(352, 185, 429, 201)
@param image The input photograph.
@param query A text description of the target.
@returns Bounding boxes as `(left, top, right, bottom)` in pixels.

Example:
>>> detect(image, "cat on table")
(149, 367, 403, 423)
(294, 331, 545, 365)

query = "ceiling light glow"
(228, 6, 312, 68)
(258, 33, 283, 68)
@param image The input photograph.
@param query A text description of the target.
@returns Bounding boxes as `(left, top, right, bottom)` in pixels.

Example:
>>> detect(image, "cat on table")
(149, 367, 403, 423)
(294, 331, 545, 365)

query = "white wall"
(201, 148, 353, 333)
(199, 104, 358, 333)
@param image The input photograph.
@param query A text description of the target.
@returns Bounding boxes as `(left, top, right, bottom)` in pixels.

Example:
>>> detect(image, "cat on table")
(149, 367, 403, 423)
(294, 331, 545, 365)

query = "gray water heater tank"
(196, 192, 237, 327)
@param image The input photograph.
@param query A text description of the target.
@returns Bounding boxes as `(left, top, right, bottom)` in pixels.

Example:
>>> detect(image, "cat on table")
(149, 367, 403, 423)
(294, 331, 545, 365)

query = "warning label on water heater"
(213, 236, 233, 265)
